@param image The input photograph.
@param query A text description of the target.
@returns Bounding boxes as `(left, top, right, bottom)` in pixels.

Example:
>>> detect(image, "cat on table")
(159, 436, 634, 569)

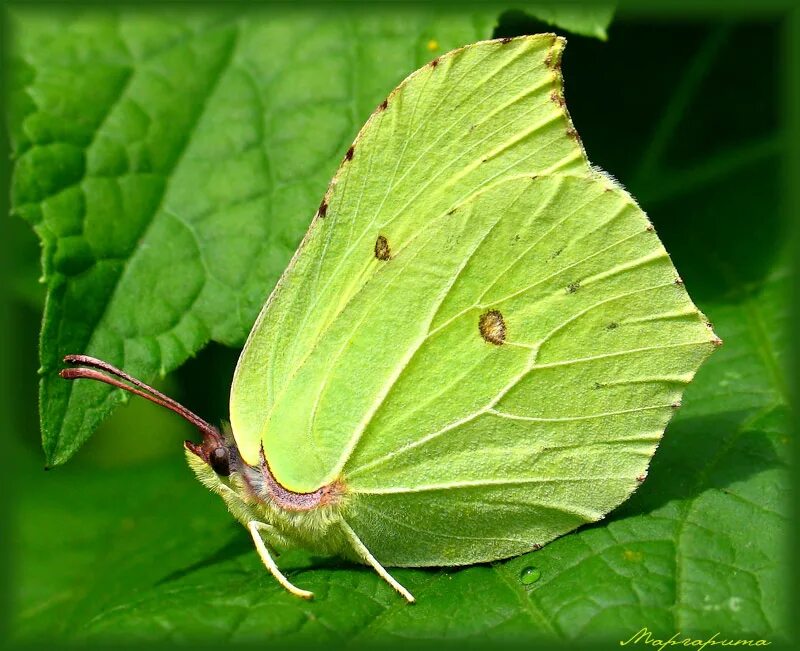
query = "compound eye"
(209, 446, 231, 477)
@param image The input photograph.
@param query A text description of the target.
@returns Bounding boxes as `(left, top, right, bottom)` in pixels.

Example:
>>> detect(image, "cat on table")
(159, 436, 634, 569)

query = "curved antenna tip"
(58, 355, 219, 440)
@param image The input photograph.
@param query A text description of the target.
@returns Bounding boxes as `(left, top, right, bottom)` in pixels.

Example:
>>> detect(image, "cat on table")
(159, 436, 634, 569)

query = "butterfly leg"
(340, 520, 415, 603)
(248, 521, 314, 600)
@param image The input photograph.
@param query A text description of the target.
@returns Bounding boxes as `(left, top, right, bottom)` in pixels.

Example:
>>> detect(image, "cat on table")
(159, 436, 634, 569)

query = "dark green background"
(2, 2, 796, 648)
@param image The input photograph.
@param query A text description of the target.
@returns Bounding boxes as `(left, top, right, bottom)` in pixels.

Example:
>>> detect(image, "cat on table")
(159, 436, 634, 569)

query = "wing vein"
(346, 340, 708, 477)
(331, 184, 535, 477)
(356, 477, 632, 494)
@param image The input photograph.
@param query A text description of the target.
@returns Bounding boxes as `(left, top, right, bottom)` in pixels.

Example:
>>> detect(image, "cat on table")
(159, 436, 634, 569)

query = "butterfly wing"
(230, 35, 588, 487)
(230, 36, 718, 566)
(338, 173, 717, 564)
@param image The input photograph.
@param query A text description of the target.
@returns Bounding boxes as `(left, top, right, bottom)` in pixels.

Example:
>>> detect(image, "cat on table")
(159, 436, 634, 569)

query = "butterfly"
(61, 34, 720, 602)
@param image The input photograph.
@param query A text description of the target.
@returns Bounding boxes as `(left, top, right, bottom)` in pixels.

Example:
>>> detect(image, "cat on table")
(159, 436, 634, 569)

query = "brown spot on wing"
(345, 145, 354, 161)
(375, 235, 392, 260)
(479, 310, 506, 345)
(318, 200, 328, 218)
(379, 98, 388, 111)
(544, 44, 563, 69)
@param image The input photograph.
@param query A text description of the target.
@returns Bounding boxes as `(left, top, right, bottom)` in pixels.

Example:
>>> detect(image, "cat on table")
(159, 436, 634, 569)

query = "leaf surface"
(506, 3, 616, 40)
(9, 7, 498, 465)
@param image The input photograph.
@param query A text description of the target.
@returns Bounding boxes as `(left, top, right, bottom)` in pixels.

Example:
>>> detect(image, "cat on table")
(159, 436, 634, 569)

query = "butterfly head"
(184, 429, 232, 477)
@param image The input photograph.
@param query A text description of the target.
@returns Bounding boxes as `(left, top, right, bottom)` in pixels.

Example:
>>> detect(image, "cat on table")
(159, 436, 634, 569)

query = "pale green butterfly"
(61, 34, 721, 603)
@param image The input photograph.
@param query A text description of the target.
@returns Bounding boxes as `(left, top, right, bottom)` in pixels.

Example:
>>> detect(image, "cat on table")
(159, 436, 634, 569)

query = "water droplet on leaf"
(519, 566, 541, 585)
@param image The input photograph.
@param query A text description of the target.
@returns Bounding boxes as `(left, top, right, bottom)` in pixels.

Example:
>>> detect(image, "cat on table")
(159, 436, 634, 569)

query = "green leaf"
(9, 7, 499, 466)
(9, 14, 787, 647)
(504, 3, 616, 40)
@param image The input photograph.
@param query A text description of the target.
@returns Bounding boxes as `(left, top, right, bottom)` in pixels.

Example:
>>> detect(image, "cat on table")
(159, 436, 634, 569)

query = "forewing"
(230, 35, 589, 485)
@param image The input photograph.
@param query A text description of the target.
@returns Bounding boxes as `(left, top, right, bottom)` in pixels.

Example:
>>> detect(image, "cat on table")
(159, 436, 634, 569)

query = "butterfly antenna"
(60, 354, 218, 438)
